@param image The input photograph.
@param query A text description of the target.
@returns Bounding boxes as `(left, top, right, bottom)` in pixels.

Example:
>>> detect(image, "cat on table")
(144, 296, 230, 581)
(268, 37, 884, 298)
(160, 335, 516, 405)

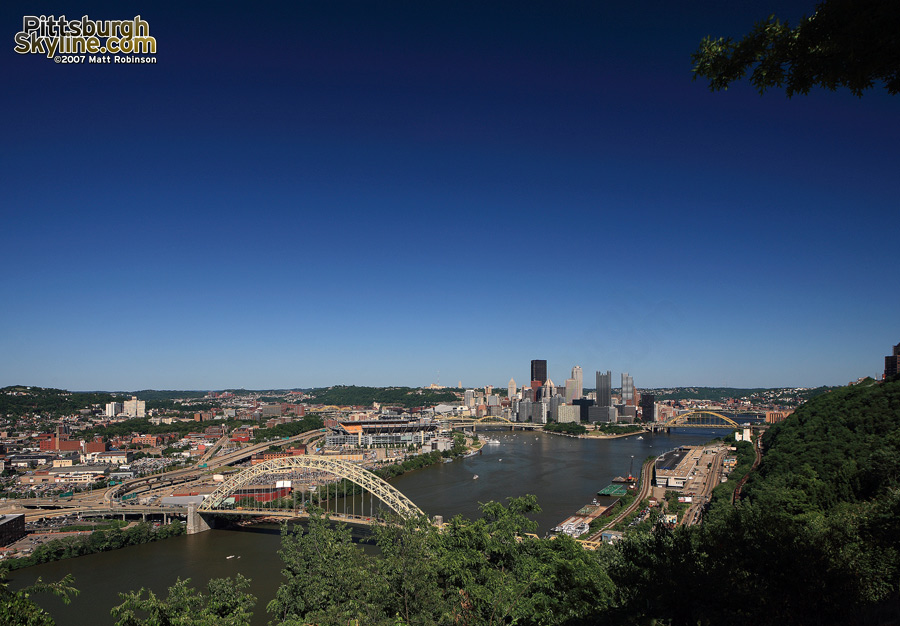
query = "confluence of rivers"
(11, 428, 720, 625)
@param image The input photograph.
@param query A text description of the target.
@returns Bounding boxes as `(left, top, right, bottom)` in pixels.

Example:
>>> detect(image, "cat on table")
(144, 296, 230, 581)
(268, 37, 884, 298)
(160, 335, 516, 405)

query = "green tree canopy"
(110, 575, 255, 626)
(692, 0, 900, 96)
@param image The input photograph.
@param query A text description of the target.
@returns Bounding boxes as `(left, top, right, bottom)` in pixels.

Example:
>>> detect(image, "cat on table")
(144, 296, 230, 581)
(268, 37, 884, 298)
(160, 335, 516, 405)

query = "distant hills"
(1, 383, 836, 420)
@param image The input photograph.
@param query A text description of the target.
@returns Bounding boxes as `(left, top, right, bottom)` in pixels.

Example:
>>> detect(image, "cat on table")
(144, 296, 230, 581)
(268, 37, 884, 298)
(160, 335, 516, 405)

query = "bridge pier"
(187, 504, 211, 534)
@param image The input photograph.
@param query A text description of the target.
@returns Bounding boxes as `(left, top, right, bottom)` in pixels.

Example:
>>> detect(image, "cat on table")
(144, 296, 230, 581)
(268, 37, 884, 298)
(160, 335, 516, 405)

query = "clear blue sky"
(2, 1, 897, 391)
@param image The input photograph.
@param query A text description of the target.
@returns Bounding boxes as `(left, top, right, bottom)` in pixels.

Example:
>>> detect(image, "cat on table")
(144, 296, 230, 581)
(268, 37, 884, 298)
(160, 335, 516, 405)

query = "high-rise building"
(123, 396, 145, 418)
(573, 398, 595, 421)
(885, 342, 900, 379)
(596, 371, 612, 408)
(588, 404, 617, 423)
(508, 378, 517, 399)
(532, 402, 548, 424)
(531, 360, 547, 385)
(640, 393, 656, 423)
(544, 379, 555, 398)
(621, 373, 635, 406)
(464, 389, 475, 408)
(517, 399, 533, 423)
(105, 402, 123, 418)
(554, 404, 580, 423)
(564, 378, 577, 403)
(571, 366, 583, 400)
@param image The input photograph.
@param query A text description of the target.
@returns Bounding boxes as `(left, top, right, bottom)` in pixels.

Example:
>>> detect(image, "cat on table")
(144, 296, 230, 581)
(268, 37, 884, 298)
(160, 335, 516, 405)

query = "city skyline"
(2, 1, 898, 391)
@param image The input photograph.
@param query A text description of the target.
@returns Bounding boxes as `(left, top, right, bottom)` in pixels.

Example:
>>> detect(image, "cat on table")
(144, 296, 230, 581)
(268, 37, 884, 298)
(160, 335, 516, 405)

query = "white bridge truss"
(198, 456, 424, 519)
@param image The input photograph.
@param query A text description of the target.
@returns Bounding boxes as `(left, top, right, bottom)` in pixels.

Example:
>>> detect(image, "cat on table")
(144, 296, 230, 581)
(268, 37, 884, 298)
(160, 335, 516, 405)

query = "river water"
(10, 428, 719, 625)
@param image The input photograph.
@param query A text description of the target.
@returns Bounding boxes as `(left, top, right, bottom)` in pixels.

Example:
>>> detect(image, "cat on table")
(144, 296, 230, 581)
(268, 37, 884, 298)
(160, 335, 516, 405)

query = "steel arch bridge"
(446, 415, 514, 423)
(473, 415, 514, 423)
(659, 410, 743, 429)
(198, 456, 424, 519)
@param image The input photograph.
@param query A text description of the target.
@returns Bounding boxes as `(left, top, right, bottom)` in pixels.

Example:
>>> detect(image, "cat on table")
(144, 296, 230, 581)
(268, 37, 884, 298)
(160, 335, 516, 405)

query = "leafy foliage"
(308, 385, 459, 408)
(610, 378, 900, 624)
(111, 575, 255, 626)
(0, 572, 78, 626)
(692, 0, 900, 96)
(1, 522, 185, 572)
(251, 414, 324, 441)
(266, 497, 615, 626)
(543, 422, 587, 435)
(0, 386, 115, 419)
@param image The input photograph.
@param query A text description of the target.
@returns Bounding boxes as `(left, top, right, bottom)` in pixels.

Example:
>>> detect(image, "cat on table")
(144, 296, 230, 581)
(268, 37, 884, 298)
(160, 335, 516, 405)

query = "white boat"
(226, 555, 235, 559)
(637, 436, 644, 440)
(484, 438, 500, 445)
(473, 474, 479, 480)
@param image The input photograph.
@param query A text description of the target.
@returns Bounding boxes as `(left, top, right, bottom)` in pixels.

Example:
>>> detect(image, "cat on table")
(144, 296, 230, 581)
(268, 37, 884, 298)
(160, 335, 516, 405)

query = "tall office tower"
(518, 398, 533, 423)
(532, 401, 548, 424)
(549, 393, 563, 417)
(596, 371, 612, 408)
(508, 378, 517, 399)
(571, 366, 583, 400)
(464, 389, 475, 408)
(640, 394, 657, 423)
(886, 342, 900, 379)
(105, 402, 123, 418)
(123, 396, 145, 418)
(564, 378, 577, 403)
(544, 379, 556, 398)
(621, 373, 635, 406)
(531, 359, 547, 385)
(484, 385, 493, 396)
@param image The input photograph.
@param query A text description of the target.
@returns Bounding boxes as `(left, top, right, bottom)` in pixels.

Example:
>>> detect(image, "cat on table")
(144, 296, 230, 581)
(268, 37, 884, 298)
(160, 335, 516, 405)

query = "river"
(9, 428, 720, 624)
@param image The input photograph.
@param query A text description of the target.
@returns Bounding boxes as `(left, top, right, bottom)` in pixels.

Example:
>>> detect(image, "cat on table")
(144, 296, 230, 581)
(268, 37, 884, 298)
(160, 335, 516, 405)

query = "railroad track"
(586, 458, 654, 540)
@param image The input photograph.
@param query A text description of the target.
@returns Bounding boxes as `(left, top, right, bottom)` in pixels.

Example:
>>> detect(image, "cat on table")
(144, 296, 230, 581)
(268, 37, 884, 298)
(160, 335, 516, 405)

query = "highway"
(2, 429, 325, 523)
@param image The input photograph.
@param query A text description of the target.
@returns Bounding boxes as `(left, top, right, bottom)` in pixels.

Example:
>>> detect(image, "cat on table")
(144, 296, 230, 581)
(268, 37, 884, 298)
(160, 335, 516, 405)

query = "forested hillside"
(612, 376, 900, 624)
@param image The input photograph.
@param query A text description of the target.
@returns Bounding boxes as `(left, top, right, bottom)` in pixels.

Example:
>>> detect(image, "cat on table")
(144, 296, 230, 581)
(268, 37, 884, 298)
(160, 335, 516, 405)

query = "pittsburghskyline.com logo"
(14, 15, 157, 64)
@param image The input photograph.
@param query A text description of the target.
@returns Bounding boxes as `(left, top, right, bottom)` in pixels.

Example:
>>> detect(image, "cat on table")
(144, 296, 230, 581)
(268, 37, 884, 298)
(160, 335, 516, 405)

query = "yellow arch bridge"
(199, 456, 425, 522)
(446, 415, 515, 423)
(655, 410, 745, 429)
(445, 415, 542, 429)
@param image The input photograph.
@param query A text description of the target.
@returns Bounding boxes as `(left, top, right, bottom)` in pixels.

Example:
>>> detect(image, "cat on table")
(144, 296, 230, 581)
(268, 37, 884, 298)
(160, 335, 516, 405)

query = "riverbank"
(580, 430, 645, 440)
(0, 520, 186, 572)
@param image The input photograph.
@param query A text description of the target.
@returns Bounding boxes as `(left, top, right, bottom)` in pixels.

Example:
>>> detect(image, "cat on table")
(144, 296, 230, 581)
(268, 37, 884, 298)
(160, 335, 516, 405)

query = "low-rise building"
(48, 465, 109, 483)
(0, 514, 26, 546)
(96, 450, 133, 465)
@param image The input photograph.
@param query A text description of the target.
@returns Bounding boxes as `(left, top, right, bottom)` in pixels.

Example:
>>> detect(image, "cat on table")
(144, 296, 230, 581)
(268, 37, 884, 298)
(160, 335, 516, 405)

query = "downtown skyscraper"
(621, 372, 634, 405)
(571, 365, 583, 400)
(530, 359, 547, 385)
(596, 370, 612, 408)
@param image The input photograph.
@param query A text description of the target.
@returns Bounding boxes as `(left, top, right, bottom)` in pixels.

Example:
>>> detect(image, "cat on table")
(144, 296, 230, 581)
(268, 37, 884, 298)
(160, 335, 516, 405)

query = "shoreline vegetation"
(0, 520, 186, 573)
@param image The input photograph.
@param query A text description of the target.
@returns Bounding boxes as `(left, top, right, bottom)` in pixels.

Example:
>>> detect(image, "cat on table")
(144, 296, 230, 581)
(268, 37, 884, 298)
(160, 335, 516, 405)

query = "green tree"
(692, 0, 900, 96)
(266, 510, 387, 625)
(110, 575, 255, 626)
(0, 572, 78, 626)
(372, 514, 449, 625)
